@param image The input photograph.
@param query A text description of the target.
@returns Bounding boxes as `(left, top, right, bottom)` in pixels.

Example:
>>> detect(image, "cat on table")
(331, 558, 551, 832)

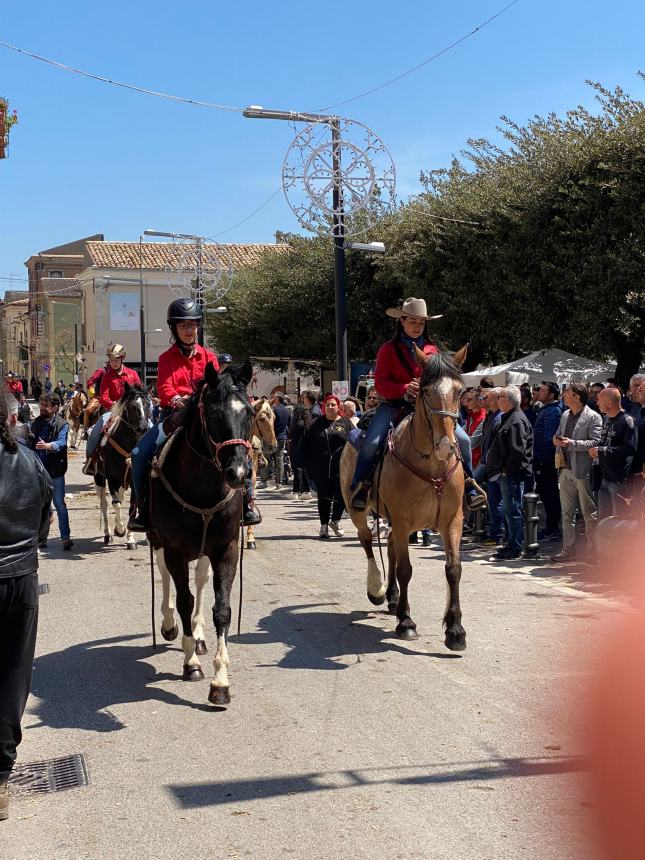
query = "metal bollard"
(523, 492, 539, 558)
(473, 506, 486, 541)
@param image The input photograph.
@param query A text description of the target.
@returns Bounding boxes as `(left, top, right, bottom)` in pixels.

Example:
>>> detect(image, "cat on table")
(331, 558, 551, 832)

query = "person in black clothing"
(590, 387, 637, 519)
(0, 391, 52, 821)
(289, 391, 316, 499)
(16, 393, 31, 425)
(486, 385, 533, 559)
(262, 394, 291, 489)
(299, 395, 353, 539)
(629, 379, 645, 483)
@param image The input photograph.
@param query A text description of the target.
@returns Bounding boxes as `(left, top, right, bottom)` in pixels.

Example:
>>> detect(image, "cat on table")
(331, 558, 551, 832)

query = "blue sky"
(1, 0, 644, 296)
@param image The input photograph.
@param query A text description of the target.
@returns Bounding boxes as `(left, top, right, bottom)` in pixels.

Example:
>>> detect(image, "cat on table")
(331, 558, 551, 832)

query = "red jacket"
(465, 408, 486, 467)
(156, 344, 219, 407)
(7, 380, 23, 398)
(87, 366, 106, 392)
(374, 339, 439, 402)
(99, 365, 141, 410)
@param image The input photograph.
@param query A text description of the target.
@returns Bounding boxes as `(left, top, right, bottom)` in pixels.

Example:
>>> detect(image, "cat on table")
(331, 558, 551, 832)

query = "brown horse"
(340, 346, 468, 649)
(63, 390, 88, 449)
(246, 398, 277, 549)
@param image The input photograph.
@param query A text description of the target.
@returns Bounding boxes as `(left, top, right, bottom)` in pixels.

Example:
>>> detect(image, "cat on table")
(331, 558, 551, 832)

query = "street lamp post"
(243, 106, 387, 384)
(144, 229, 206, 347)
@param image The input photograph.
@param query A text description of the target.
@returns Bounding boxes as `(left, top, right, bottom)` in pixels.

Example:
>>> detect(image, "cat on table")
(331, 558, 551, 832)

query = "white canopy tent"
(462, 349, 616, 388)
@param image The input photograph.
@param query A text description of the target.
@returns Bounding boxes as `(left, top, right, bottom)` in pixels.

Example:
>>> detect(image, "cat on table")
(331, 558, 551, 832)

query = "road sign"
(332, 380, 349, 400)
(42, 362, 50, 372)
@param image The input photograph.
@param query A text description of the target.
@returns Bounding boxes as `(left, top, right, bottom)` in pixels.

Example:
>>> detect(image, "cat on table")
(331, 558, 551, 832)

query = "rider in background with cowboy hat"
(350, 297, 486, 512)
(82, 343, 141, 475)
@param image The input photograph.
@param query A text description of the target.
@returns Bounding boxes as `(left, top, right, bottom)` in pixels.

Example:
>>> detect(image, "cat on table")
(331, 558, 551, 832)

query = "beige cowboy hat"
(385, 297, 443, 321)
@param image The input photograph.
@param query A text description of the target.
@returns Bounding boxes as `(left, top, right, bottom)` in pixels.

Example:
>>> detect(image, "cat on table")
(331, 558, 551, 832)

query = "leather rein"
(386, 389, 462, 526)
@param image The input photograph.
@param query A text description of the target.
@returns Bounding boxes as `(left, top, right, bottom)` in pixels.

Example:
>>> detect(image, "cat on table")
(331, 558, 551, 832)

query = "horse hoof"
(246, 541, 256, 550)
(161, 624, 179, 642)
(396, 623, 418, 641)
(367, 591, 386, 606)
(114, 527, 126, 538)
(208, 686, 231, 706)
(445, 634, 467, 652)
(195, 639, 208, 656)
(183, 665, 204, 682)
(126, 541, 137, 550)
(103, 535, 110, 545)
(387, 602, 397, 615)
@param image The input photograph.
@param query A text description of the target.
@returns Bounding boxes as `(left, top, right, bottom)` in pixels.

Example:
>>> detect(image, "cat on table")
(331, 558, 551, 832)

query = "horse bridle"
(198, 386, 252, 472)
(410, 387, 461, 460)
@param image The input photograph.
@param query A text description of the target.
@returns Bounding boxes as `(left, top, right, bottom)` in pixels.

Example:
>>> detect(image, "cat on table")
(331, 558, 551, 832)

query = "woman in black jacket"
(299, 395, 353, 539)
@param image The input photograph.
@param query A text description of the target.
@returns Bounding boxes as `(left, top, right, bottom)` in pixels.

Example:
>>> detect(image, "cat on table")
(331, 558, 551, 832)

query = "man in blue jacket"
(533, 381, 563, 540)
(30, 395, 73, 551)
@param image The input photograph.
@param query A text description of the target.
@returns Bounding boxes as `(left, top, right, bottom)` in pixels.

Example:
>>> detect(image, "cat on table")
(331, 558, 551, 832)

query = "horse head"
(252, 397, 277, 453)
(201, 360, 254, 488)
(117, 383, 151, 435)
(414, 344, 467, 461)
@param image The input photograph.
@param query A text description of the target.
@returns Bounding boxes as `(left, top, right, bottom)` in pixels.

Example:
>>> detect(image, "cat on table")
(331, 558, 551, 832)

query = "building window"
(49, 270, 64, 278)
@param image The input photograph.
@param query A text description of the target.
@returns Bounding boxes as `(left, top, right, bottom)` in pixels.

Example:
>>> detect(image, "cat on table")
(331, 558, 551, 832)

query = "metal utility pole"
(195, 236, 204, 346)
(139, 237, 146, 385)
(331, 118, 347, 383)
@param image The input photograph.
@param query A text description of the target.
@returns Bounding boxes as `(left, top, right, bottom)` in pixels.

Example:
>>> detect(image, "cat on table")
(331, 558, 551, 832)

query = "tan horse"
(340, 346, 468, 649)
(64, 390, 88, 449)
(246, 398, 277, 549)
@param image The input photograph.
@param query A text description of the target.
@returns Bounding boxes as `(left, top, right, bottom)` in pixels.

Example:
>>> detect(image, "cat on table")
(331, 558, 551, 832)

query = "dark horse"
(94, 383, 150, 551)
(147, 360, 254, 706)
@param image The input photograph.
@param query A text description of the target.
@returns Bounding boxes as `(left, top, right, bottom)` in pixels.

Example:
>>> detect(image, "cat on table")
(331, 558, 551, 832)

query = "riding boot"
(350, 479, 372, 512)
(465, 477, 487, 511)
(243, 493, 262, 527)
(127, 482, 150, 532)
(82, 453, 98, 476)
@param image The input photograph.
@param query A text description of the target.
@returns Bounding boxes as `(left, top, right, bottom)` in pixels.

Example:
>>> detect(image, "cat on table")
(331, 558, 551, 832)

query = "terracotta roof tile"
(2, 290, 29, 304)
(40, 278, 82, 298)
(85, 241, 289, 271)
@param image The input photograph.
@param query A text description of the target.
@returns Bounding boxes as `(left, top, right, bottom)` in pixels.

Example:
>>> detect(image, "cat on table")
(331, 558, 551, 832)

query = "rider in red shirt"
(4, 372, 24, 399)
(82, 344, 141, 475)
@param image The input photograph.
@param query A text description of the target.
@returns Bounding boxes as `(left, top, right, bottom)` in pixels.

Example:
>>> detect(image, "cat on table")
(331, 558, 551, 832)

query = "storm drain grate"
(38, 583, 50, 595)
(9, 754, 88, 795)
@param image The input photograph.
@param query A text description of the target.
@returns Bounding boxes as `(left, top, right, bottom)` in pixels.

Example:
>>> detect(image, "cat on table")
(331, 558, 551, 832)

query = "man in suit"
(551, 382, 603, 562)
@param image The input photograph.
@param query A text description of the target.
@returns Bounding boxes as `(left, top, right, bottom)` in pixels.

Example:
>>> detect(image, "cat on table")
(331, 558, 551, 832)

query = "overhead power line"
(0, 39, 245, 112)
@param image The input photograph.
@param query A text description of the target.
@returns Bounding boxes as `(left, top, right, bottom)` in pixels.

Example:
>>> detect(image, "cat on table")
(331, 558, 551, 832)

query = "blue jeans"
(486, 477, 504, 541)
(51, 475, 71, 540)
(86, 413, 107, 457)
(352, 403, 474, 489)
(500, 475, 524, 552)
(131, 423, 166, 498)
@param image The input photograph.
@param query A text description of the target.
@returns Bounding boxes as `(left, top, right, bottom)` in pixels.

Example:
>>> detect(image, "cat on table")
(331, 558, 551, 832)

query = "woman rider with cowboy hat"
(350, 296, 487, 512)
(82, 343, 141, 475)
(127, 298, 261, 531)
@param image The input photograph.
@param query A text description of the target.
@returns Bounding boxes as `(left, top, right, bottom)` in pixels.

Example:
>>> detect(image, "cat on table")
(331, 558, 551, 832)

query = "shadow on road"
(166, 754, 587, 808)
(29, 633, 205, 732)
(231, 603, 456, 671)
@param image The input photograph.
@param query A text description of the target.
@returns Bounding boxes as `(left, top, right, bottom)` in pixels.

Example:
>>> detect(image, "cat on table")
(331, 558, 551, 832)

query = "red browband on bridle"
(198, 387, 252, 471)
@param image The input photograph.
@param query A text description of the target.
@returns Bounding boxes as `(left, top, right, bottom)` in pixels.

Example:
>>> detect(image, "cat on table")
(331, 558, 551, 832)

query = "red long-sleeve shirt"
(465, 408, 487, 467)
(156, 344, 219, 407)
(99, 365, 142, 410)
(87, 366, 106, 392)
(374, 339, 438, 402)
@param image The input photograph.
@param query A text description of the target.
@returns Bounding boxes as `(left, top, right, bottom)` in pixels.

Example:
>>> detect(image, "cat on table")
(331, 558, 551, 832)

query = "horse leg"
(156, 547, 178, 642)
(123, 488, 138, 550)
(392, 526, 418, 640)
(442, 515, 466, 652)
(192, 556, 211, 656)
(386, 531, 399, 615)
(96, 483, 111, 544)
(165, 548, 203, 682)
(112, 484, 126, 538)
(356, 513, 385, 606)
(208, 540, 238, 706)
(246, 525, 256, 550)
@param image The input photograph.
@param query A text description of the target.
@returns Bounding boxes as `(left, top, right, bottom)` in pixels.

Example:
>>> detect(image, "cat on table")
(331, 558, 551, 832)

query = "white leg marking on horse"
(211, 635, 230, 689)
(367, 557, 386, 599)
(113, 487, 126, 535)
(97, 485, 110, 540)
(191, 556, 211, 643)
(182, 634, 201, 668)
(156, 548, 176, 633)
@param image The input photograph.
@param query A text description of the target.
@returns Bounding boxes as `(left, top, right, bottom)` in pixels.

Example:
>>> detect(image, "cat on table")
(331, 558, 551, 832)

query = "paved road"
(2, 446, 622, 860)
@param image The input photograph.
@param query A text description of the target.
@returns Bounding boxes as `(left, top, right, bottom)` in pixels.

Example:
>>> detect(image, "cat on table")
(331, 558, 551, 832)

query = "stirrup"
(82, 458, 97, 476)
(243, 499, 262, 526)
(350, 481, 371, 511)
(127, 509, 149, 532)
(465, 477, 487, 511)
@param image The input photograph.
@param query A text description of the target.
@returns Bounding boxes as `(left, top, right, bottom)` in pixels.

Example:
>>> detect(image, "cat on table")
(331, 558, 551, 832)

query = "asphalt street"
(1, 445, 624, 860)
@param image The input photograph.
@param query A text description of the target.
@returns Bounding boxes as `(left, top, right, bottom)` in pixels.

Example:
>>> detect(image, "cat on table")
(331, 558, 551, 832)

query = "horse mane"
(421, 351, 463, 387)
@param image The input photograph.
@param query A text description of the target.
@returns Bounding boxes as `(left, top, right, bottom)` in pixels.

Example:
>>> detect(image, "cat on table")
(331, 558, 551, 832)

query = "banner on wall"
(109, 293, 139, 331)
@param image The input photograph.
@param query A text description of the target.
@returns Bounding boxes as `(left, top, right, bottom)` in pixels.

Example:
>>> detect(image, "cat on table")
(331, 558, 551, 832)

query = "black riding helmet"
(167, 298, 203, 323)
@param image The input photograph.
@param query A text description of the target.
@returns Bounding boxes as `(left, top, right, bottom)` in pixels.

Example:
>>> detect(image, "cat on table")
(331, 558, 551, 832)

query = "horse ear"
(414, 345, 430, 367)
(123, 381, 131, 393)
(453, 344, 469, 368)
(237, 360, 253, 388)
(204, 361, 219, 387)
(144, 384, 152, 394)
